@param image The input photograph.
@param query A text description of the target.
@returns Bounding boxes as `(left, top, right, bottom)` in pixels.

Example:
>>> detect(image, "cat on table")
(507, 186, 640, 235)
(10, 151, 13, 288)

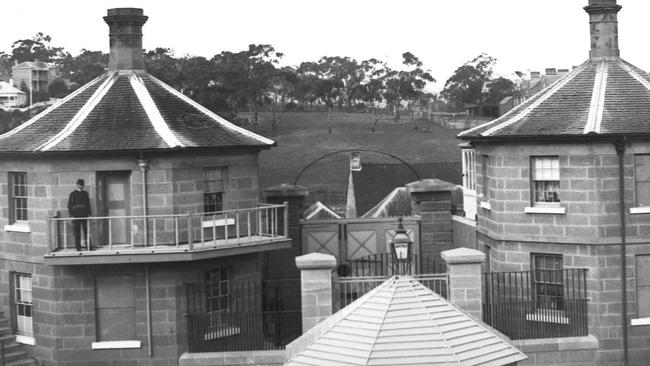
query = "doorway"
(96, 171, 131, 245)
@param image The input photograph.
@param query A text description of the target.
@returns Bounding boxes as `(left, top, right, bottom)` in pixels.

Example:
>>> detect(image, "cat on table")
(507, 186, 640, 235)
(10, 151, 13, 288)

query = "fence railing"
(48, 203, 288, 253)
(184, 279, 302, 353)
(337, 274, 448, 308)
(337, 253, 447, 277)
(482, 268, 588, 340)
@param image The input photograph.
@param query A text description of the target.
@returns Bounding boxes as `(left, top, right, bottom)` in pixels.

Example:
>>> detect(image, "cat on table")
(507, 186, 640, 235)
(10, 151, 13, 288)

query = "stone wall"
(474, 141, 650, 365)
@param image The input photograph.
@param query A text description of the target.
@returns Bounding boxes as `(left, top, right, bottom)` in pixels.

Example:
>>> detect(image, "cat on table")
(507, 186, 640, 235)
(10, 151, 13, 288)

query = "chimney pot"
(104, 8, 148, 71)
(530, 71, 541, 79)
(545, 68, 557, 75)
(584, 0, 621, 59)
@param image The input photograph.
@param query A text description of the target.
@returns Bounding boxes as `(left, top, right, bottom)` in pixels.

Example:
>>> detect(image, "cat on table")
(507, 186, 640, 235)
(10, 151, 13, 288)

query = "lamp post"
(390, 217, 413, 276)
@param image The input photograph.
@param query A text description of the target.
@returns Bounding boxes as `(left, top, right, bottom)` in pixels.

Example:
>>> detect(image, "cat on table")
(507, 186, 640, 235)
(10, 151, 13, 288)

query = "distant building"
(0, 80, 26, 107)
(11, 61, 57, 94)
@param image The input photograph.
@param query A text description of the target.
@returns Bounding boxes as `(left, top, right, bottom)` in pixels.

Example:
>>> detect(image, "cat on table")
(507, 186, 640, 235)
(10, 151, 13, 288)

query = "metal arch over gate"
(292, 149, 421, 186)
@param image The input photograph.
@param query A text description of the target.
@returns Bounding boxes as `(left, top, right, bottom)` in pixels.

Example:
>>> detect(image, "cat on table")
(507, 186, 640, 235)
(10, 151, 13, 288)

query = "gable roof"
(459, 58, 650, 140)
(0, 81, 25, 96)
(0, 70, 275, 153)
(303, 201, 342, 220)
(12, 61, 51, 70)
(285, 276, 526, 366)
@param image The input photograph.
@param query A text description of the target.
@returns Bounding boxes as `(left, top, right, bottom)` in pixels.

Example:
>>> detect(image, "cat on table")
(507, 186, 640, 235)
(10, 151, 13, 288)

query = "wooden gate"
(300, 217, 420, 263)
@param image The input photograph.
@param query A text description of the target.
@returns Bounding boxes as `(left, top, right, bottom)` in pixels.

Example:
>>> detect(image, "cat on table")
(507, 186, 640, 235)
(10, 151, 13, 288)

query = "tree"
(383, 52, 435, 121)
(485, 77, 516, 104)
(441, 53, 500, 112)
(48, 78, 69, 98)
(144, 48, 181, 89)
(11, 32, 67, 63)
(59, 49, 108, 88)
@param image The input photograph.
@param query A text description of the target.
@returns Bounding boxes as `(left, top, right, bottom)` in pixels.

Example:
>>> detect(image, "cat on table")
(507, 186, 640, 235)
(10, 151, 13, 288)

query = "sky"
(3, 0, 650, 92)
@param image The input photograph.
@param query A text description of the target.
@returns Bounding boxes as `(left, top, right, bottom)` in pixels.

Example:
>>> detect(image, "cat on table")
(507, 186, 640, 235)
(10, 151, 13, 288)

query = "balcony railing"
(45, 203, 290, 263)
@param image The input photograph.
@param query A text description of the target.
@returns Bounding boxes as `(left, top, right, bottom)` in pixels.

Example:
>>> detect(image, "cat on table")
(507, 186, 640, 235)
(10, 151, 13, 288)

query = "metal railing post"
(187, 212, 194, 251)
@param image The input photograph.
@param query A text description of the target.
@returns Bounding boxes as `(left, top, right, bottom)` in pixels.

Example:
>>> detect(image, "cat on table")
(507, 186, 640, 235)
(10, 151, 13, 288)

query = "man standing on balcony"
(67, 179, 91, 251)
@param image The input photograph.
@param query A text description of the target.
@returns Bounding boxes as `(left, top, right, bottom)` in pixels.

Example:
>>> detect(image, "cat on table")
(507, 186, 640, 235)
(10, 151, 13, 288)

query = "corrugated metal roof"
(0, 70, 274, 152)
(285, 276, 526, 366)
(458, 58, 650, 139)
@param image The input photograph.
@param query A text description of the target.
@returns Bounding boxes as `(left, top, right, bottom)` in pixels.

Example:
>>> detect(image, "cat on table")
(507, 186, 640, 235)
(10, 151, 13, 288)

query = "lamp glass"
(394, 242, 409, 261)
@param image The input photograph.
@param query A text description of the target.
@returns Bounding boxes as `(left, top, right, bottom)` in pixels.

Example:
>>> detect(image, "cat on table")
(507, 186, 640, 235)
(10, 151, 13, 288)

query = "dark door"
(96, 171, 131, 245)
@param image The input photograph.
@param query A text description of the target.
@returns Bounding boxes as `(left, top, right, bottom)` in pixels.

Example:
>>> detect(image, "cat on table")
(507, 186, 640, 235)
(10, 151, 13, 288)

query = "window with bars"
(531, 157, 560, 206)
(203, 167, 227, 213)
(205, 267, 230, 314)
(8, 172, 27, 223)
(531, 253, 564, 310)
(12, 273, 32, 336)
(634, 154, 650, 207)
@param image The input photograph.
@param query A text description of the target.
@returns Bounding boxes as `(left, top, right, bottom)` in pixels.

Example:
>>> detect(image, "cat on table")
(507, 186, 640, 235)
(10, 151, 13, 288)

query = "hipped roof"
(459, 58, 650, 140)
(285, 276, 526, 366)
(0, 71, 274, 153)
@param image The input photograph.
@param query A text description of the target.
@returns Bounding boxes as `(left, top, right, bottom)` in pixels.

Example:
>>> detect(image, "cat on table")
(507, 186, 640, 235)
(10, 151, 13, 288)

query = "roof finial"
(584, 0, 622, 59)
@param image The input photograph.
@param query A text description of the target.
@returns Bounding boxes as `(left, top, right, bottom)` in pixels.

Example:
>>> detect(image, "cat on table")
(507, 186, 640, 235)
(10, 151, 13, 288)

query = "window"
(634, 154, 650, 207)
(531, 157, 560, 206)
(203, 167, 227, 213)
(95, 275, 136, 342)
(531, 253, 564, 310)
(462, 149, 476, 191)
(11, 273, 32, 337)
(205, 267, 230, 314)
(481, 155, 489, 199)
(636, 255, 650, 319)
(8, 172, 27, 223)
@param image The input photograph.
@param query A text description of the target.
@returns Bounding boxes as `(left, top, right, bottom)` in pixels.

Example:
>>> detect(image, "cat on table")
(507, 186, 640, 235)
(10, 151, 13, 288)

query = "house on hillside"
(0, 8, 293, 366)
(11, 61, 57, 93)
(0, 80, 26, 108)
(458, 0, 650, 364)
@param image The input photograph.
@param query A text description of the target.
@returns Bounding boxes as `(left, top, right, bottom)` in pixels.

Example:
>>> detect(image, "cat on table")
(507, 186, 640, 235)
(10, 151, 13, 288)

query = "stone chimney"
(584, 0, 621, 58)
(103, 8, 148, 71)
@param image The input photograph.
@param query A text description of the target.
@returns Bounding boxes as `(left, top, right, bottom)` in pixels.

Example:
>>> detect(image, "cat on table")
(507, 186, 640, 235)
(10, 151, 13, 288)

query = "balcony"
(44, 203, 291, 265)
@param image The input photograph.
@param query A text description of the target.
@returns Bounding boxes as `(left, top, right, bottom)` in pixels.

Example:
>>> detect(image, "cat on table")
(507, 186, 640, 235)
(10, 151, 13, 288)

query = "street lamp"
(390, 217, 413, 276)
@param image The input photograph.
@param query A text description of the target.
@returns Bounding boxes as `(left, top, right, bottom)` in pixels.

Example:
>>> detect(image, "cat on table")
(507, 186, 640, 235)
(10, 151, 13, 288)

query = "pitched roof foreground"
(285, 276, 526, 366)
(0, 70, 274, 152)
(459, 58, 650, 139)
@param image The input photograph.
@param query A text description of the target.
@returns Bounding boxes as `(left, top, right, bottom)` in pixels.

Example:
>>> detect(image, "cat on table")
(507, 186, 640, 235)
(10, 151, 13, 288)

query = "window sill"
(91, 340, 141, 350)
(630, 207, 650, 215)
(524, 206, 566, 215)
(4, 222, 31, 233)
(631, 317, 650, 326)
(204, 325, 241, 341)
(15, 335, 35, 346)
(479, 201, 491, 210)
(526, 311, 569, 324)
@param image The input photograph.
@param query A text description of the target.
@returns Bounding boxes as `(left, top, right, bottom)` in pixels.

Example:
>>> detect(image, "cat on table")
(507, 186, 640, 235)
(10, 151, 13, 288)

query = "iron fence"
(337, 274, 448, 308)
(184, 279, 301, 352)
(482, 268, 588, 339)
(337, 252, 446, 278)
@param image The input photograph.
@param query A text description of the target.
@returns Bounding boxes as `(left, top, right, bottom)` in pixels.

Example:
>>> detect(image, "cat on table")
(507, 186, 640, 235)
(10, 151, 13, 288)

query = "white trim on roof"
(147, 75, 275, 146)
(130, 73, 184, 148)
(480, 63, 587, 137)
(305, 201, 341, 220)
(362, 187, 403, 218)
(0, 75, 105, 141)
(618, 60, 650, 92)
(583, 60, 608, 134)
(36, 73, 117, 151)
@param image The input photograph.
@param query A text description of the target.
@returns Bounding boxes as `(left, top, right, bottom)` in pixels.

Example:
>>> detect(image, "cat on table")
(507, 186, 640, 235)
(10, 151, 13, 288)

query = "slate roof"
(285, 276, 526, 366)
(0, 82, 25, 96)
(458, 58, 650, 139)
(0, 70, 274, 152)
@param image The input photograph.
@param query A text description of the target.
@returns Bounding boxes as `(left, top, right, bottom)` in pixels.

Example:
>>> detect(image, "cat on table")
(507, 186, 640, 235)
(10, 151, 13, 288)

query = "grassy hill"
(245, 111, 464, 199)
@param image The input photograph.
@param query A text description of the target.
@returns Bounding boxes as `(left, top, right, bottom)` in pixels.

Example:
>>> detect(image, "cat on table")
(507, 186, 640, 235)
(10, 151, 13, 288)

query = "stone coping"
(263, 183, 308, 198)
(179, 350, 285, 366)
(441, 247, 486, 264)
(406, 178, 457, 193)
(513, 335, 598, 353)
(295, 252, 337, 270)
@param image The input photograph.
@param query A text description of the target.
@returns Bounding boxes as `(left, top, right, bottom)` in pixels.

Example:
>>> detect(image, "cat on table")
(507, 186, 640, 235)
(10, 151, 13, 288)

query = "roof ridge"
(0, 74, 106, 142)
(365, 277, 397, 366)
(146, 74, 275, 146)
(129, 73, 184, 148)
(583, 59, 608, 134)
(618, 59, 650, 92)
(37, 73, 117, 151)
